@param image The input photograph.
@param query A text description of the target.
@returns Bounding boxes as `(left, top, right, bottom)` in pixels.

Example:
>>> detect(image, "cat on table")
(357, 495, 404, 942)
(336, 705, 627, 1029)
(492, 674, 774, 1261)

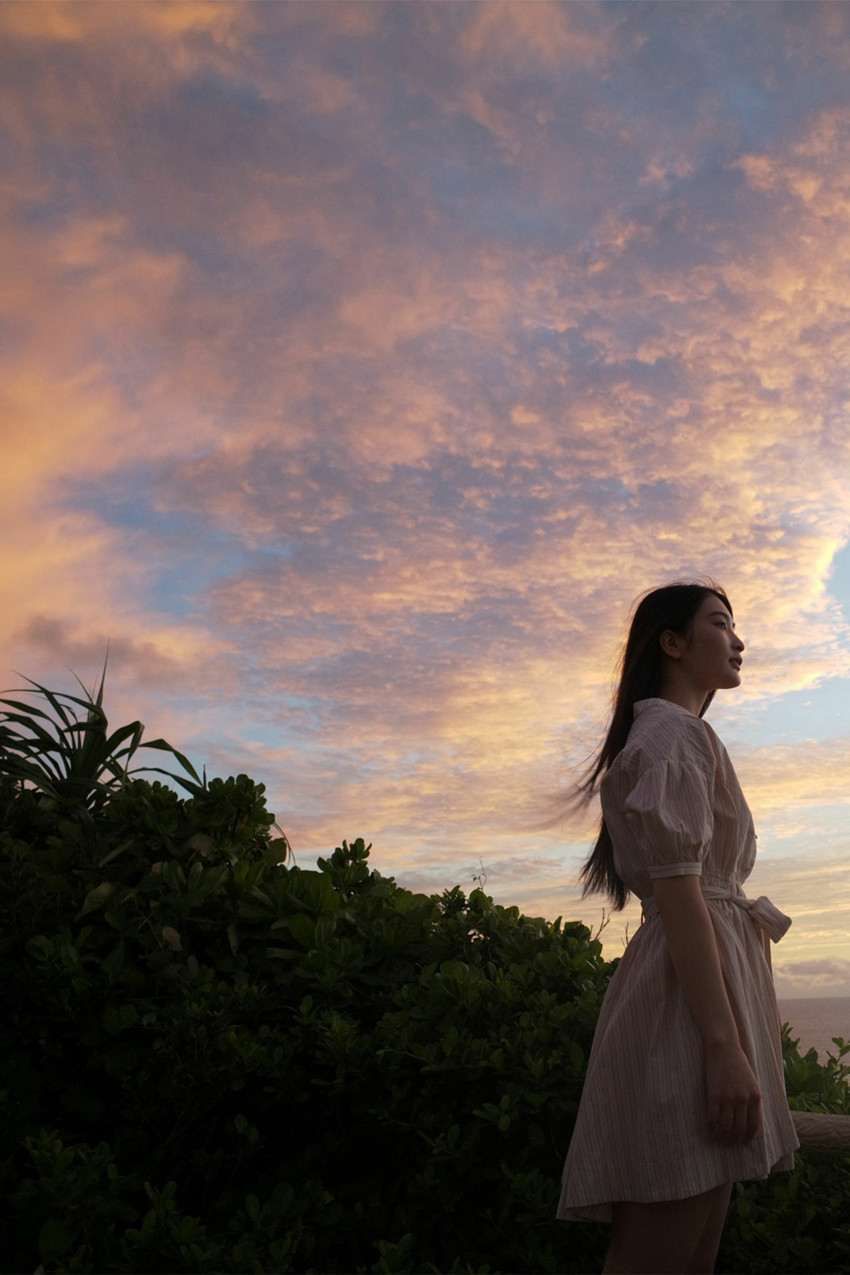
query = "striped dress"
(557, 697, 799, 1222)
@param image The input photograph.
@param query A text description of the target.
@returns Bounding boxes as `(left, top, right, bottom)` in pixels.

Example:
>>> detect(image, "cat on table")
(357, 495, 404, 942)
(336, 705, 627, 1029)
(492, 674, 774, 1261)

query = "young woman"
(557, 582, 798, 1274)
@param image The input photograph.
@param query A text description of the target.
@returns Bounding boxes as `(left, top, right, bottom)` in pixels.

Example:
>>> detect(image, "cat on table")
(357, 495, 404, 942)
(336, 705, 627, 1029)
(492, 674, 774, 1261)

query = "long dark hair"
(578, 581, 733, 910)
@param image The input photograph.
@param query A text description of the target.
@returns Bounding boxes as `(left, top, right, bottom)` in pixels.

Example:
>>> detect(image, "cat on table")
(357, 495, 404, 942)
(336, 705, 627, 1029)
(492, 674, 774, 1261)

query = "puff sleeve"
(623, 759, 714, 878)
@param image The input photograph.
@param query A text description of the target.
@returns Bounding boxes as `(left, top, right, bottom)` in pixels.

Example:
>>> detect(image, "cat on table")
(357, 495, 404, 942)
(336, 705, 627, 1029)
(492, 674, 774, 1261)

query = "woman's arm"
(653, 874, 762, 1145)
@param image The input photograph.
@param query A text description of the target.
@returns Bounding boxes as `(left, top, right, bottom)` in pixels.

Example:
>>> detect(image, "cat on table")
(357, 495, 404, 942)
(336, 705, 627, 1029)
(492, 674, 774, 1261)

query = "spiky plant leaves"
(0, 668, 201, 812)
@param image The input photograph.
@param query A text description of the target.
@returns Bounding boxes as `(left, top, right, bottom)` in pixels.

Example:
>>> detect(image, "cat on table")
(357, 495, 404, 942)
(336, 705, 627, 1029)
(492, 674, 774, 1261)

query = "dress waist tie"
(641, 886, 792, 943)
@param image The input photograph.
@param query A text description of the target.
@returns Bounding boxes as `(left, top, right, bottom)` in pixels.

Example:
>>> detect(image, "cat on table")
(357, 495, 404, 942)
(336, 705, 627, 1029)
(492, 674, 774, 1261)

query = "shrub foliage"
(2, 680, 849, 1273)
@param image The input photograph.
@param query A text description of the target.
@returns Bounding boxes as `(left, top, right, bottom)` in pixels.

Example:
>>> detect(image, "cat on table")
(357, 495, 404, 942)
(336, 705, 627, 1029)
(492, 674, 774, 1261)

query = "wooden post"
(792, 1110, 850, 1156)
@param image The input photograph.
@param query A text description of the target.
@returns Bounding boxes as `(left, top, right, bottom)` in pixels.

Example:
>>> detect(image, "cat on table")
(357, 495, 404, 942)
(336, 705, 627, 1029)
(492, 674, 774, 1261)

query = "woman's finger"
(744, 1093, 762, 1143)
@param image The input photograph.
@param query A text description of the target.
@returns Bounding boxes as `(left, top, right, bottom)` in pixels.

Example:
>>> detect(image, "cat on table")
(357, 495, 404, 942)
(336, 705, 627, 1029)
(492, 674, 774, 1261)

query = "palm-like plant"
(0, 665, 202, 813)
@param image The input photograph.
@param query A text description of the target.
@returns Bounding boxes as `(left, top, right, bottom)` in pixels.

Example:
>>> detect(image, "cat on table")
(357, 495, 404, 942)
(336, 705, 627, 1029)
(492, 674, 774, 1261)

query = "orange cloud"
(0, 1, 249, 54)
(459, 1, 613, 70)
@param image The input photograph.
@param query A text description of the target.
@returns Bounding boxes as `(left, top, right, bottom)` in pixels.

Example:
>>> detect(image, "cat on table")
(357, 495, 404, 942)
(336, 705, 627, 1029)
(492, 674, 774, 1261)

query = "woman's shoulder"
(619, 698, 718, 772)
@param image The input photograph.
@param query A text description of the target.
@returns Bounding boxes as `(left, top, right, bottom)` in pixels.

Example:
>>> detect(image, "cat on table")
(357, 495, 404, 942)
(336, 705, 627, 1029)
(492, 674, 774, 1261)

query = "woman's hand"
(705, 1040, 762, 1144)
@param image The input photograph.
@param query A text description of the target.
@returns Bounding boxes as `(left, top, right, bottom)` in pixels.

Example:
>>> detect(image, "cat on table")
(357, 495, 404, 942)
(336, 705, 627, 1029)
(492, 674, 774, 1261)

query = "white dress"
(558, 698, 799, 1222)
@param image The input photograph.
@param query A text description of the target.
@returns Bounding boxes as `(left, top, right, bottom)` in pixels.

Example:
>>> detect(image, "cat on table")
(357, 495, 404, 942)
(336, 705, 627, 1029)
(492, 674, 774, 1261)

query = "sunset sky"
(4, 0, 850, 996)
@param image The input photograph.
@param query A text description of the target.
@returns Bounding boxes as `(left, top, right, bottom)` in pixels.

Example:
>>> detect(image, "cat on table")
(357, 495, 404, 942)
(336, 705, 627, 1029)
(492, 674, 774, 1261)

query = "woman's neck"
(657, 672, 706, 718)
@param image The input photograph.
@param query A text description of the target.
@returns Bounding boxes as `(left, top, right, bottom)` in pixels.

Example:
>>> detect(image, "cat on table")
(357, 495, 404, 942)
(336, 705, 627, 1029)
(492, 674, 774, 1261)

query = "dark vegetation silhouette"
(1, 678, 849, 1273)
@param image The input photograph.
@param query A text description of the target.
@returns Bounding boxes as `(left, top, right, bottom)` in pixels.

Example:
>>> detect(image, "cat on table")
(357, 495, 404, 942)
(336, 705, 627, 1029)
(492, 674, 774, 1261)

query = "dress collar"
(634, 697, 699, 719)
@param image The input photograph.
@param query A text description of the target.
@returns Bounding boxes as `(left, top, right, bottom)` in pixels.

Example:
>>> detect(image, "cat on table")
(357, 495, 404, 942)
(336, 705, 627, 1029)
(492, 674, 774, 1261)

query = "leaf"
(38, 1218, 75, 1261)
(315, 912, 337, 946)
(98, 839, 135, 867)
(76, 881, 115, 919)
(286, 913, 316, 949)
(161, 926, 183, 952)
(103, 1004, 139, 1034)
(144, 738, 203, 783)
(102, 940, 126, 982)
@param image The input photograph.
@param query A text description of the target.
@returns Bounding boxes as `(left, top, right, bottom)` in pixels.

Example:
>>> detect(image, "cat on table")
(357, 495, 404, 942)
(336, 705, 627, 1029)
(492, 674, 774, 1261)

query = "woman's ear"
(659, 628, 683, 660)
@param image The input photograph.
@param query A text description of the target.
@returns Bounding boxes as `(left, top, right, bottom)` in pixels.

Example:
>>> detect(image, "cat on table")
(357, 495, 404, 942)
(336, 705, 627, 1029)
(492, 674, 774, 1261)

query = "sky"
(4, 0, 850, 998)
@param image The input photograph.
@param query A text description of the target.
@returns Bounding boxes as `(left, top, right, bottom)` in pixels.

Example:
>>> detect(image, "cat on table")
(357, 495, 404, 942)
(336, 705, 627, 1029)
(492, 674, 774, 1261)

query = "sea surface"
(777, 996, 850, 1061)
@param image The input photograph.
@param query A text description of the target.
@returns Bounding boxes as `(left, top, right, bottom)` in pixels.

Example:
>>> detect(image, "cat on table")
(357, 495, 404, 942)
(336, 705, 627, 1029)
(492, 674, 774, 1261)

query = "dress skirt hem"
(557, 1150, 797, 1224)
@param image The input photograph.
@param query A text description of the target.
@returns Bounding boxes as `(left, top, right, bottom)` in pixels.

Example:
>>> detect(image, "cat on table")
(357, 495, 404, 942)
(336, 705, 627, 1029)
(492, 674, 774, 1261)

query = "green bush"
(2, 680, 849, 1273)
(1, 809, 610, 1274)
(0, 680, 613, 1273)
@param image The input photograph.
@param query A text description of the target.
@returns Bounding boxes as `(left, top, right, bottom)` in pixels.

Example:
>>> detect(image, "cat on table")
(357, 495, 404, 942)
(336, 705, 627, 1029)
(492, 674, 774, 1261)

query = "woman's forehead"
(700, 595, 733, 621)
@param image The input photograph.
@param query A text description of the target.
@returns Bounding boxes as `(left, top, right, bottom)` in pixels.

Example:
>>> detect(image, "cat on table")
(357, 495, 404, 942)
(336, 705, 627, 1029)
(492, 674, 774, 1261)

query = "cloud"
(16, 614, 233, 696)
(773, 958, 850, 999)
(4, 2, 850, 991)
(738, 740, 850, 817)
(457, 1, 613, 69)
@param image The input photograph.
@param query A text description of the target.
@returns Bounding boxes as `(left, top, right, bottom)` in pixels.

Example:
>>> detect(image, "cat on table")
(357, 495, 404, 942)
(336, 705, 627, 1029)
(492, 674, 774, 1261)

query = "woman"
(557, 582, 798, 1274)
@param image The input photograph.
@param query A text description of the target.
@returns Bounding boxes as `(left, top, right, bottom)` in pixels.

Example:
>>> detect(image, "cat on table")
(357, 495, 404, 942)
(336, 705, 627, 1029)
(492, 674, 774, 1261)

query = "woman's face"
(677, 593, 745, 693)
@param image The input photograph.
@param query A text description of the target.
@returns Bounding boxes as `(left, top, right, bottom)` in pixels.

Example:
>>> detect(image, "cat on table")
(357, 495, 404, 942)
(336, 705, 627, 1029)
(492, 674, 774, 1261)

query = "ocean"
(777, 996, 850, 1062)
